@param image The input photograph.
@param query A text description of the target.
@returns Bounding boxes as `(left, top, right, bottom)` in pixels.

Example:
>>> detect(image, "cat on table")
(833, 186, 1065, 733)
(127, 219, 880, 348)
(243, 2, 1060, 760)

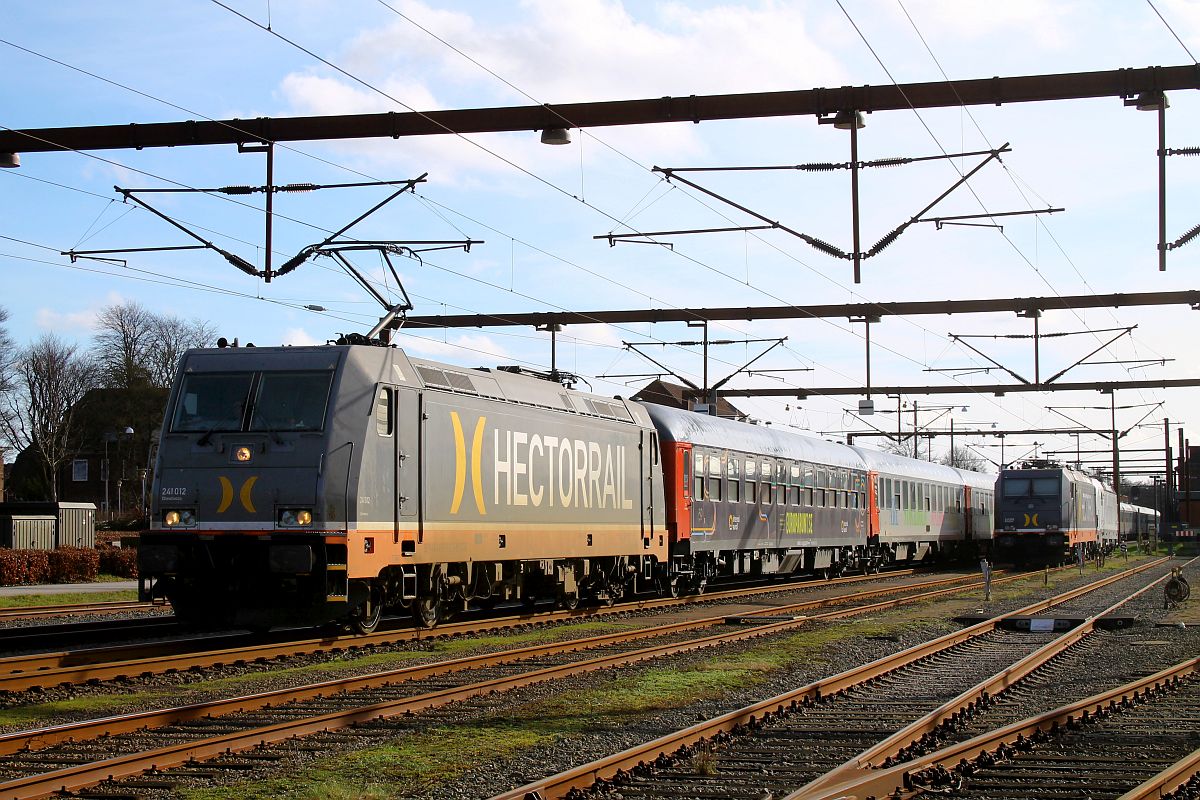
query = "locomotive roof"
(849, 445, 995, 489)
(177, 344, 654, 428)
(644, 403, 867, 470)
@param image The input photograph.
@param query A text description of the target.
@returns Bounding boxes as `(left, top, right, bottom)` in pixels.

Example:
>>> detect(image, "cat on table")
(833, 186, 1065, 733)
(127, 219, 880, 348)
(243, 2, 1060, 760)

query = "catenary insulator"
(866, 224, 907, 257)
(218, 185, 256, 195)
(798, 162, 842, 172)
(802, 235, 848, 259)
(864, 157, 911, 168)
(1171, 222, 1200, 250)
(1167, 146, 1200, 157)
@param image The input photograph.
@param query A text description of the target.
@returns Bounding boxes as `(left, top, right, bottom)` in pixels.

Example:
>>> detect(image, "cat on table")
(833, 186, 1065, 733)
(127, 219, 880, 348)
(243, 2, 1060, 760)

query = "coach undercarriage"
(351, 540, 955, 632)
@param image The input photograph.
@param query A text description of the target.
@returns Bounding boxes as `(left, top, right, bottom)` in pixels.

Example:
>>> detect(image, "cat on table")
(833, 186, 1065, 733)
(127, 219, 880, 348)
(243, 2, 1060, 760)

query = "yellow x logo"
(217, 476, 258, 513)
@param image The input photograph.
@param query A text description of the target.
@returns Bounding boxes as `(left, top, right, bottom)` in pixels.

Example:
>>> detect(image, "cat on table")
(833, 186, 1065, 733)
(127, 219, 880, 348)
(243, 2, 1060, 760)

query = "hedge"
(0, 546, 135, 585)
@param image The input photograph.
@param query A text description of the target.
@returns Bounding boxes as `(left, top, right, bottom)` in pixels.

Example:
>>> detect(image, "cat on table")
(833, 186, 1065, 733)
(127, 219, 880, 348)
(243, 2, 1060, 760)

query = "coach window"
(777, 484, 785, 506)
(925, 485, 932, 512)
(763, 482, 772, 505)
(375, 388, 393, 436)
(728, 475, 740, 503)
(708, 476, 722, 502)
(747, 480, 757, 504)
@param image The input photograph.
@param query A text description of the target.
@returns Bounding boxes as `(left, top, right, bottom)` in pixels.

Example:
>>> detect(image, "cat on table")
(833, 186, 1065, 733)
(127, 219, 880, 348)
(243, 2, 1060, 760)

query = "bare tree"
(92, 301, 155, 388)
(0, 306, 13, 408)
(146, 315, 217, 387)
(0, 335, 98, 501)
(93, 302, 217, 389)
(882, 435, 924, 461)
(940, 445, 990, 473)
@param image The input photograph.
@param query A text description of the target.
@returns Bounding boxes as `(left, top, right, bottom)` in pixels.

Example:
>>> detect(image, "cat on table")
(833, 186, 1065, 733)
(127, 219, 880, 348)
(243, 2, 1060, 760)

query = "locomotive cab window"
(250, 371, 334, 432)
(173, 370, 334, 434)
(375, 388, 393, 436)
(172, 372, 254, 432)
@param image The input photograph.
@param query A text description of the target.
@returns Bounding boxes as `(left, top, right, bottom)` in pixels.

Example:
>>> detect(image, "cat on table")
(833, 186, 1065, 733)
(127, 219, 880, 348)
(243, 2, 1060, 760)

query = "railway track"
(491, 556, 1187, 800)
(0, 568, 941, 692)
(0, 617, 180, 653)
(0, 601, 155, 622)
(0, 566, 1040, 798)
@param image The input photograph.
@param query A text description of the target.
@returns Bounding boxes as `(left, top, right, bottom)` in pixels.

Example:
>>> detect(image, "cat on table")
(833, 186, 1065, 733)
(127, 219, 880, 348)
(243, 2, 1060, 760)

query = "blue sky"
(2, 1, 1199, 474)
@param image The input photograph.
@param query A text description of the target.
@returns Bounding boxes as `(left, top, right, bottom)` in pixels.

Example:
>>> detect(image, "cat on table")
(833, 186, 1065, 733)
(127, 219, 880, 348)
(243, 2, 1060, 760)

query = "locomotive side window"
(375, 388, 393, 436)
(172, 372, 254, 432)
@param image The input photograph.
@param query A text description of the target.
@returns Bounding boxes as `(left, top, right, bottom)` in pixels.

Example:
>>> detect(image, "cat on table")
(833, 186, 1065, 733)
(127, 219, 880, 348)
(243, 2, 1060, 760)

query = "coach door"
(867, 471, 880, 540)
(963, 487, 972, 539)
(640, 430, 657, 547)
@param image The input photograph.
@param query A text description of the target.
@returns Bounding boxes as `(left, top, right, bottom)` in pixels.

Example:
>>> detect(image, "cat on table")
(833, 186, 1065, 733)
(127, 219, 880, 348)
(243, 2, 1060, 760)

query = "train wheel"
(351, 583, 384, 635)
(558, 590, 580, 610)
(661, 576, 681, 598)
(413, 595, 441, 628)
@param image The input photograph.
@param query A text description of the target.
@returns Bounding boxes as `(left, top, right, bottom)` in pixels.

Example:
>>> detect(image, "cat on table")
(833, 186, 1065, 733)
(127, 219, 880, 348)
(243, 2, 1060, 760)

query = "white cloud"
(35, 307, 99, 335)
(397, 331, 512, 361)
(274, 0, 847, 181)
(34, 291, 127, 337)
(281, 327, 321, 346)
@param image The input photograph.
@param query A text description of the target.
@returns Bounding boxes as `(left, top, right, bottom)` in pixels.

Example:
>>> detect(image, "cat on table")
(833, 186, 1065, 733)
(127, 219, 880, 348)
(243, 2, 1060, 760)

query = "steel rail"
(0, 568, 1038, 799)
(490, 557, 1168, 800)
(807, 654, 1200, 800)
(794, 558, 1190, 797)
(0, 601, 154, 621)
(0, 571, 986, 758)
(0, 568, 920, 686)
(1117, 747, 1200, 800)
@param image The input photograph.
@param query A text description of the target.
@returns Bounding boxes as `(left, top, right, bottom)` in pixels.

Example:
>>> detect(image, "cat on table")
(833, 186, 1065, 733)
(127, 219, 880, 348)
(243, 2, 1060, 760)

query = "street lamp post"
(104, 426, 134, 517)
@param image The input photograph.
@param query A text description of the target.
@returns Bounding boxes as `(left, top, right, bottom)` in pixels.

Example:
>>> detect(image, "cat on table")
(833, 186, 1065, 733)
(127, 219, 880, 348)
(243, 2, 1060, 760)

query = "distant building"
(8, 387, 168, 514)
(631, 379, 746, 420)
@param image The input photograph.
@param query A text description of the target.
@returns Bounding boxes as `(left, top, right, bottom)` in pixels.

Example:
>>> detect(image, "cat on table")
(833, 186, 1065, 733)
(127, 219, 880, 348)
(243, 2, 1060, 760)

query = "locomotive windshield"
(172, 370, 333, 433)
(1001, 476, 1061, 498)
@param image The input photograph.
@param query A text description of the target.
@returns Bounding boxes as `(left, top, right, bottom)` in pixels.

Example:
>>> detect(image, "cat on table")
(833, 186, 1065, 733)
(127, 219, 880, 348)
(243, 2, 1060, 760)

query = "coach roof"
(644, 403, 866, 471)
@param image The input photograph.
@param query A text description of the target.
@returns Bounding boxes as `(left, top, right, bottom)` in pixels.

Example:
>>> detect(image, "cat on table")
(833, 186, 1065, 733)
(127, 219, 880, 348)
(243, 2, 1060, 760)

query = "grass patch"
(0, 693, 135, 728)
(429, 619, 635, 655)
(0, 590, 138, 608)
(178, 724, 551, 800)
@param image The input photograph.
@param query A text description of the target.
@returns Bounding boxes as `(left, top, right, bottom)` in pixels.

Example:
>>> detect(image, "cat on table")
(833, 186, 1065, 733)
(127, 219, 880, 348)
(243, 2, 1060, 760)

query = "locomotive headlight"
(235, 446, 253, 463)
(279, 509, 314, 527)
(163, 509, 196, 527)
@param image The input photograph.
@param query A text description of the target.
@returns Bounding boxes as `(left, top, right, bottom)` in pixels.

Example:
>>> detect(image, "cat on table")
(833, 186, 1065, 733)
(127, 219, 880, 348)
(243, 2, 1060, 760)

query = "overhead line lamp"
(833, 109, 865, 130)
(0, 152, 19, 168)
(540, 127, 572, 145)
(1128, 90, 1169, 111)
